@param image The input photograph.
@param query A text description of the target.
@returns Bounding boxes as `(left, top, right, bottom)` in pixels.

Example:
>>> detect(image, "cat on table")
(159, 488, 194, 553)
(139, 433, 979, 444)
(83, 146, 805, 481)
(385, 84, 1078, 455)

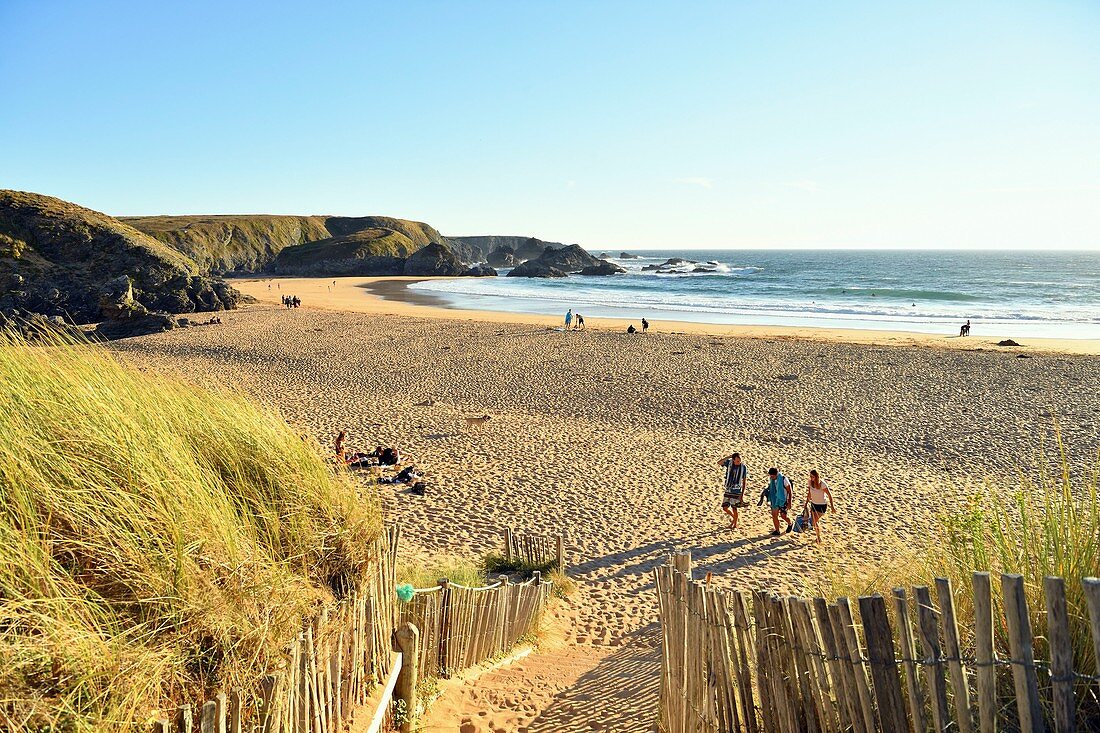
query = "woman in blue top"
(763, 467, 793, 536)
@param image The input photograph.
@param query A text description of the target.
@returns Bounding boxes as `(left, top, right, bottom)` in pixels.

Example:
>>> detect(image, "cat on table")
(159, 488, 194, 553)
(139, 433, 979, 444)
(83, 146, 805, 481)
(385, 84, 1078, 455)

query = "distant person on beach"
(574, 314, 585, 330)
(804, 469, 835, 544)
(959, 319, 971, 336)
(717, 452, 747, 528)
(565, 309, 573, 330)
(641, 318, 649, 333)
(335, 431, 347, 463)
(627, 324, 637, 334)
(760, 467, 793, 536)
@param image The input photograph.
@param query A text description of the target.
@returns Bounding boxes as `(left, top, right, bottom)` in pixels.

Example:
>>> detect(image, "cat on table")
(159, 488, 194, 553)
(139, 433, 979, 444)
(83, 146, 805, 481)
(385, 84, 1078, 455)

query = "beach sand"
(235, 275, 1100, 356)
(112, 296, 1100, 732)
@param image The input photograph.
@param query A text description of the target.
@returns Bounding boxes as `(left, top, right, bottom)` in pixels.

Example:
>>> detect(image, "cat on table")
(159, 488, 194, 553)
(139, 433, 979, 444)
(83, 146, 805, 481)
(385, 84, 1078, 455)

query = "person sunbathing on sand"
(717, 452, 747, 528)
(805, 469, 835, 544)
(761, 467, 793, 536)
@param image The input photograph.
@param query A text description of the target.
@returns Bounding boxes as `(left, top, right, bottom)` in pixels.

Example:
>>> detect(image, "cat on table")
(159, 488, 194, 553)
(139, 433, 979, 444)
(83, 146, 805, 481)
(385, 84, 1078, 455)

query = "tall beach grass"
(819, 435, 1100, 723)
(0, 332, 381, 729)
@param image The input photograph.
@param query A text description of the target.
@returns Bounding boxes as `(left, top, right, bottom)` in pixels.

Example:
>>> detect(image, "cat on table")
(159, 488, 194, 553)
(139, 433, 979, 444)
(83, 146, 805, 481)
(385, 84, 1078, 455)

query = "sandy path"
(112, 305, 1100, 731)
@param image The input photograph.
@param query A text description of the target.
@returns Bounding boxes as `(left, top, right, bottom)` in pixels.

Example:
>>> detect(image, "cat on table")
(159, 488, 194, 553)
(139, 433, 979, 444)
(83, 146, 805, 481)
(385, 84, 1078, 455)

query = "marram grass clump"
(0, 332, 381, 730)
(818, 438, 1099, 725)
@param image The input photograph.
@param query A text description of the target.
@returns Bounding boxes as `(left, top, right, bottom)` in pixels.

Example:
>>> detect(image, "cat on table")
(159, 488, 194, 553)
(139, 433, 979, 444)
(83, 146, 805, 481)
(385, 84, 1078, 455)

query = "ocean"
(408, 250, 1100, 339)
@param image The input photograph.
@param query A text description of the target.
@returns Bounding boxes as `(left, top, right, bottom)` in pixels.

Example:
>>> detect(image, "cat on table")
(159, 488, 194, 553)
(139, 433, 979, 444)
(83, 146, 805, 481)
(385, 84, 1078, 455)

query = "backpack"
(793, 510, 813, 533)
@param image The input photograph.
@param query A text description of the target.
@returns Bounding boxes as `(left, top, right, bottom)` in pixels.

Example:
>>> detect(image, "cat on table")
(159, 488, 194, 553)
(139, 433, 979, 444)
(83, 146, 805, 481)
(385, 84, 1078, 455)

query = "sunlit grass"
(0, 331, 381, 729)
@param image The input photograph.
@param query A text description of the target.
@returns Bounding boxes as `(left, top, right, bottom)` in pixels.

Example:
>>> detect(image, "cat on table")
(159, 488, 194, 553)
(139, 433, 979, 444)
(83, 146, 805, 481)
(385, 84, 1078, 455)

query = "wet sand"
(234, 275, 1100, 356)
(112, 302, 1100, 731)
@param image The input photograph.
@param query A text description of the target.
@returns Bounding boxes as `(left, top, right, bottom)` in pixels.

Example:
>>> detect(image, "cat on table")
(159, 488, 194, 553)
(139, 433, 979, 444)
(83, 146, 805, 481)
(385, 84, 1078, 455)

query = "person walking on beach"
(717, 452, 747, 528)
(804, 470, 835, 544)
(642, 318, 649, 333)
(761, 467, 793, 536)
(565, 309, 573, 330)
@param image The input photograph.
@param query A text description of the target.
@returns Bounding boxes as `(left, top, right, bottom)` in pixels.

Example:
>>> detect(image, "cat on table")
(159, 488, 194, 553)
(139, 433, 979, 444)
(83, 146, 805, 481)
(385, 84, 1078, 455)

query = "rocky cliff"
(126, 214, 450, 274)
(450, 235, 569, 263)
(1, 190, 240, 325)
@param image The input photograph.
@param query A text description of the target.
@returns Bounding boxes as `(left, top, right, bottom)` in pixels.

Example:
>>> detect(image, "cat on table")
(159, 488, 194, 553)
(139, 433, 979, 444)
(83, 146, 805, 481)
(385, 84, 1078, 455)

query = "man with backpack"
(717, 452, 747, 529)
(760, 467, 794, 536)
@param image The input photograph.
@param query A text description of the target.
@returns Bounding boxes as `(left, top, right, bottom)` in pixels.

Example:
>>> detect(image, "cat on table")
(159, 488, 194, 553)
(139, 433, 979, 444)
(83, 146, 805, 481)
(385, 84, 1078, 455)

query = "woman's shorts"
(811, 502, 828, 514)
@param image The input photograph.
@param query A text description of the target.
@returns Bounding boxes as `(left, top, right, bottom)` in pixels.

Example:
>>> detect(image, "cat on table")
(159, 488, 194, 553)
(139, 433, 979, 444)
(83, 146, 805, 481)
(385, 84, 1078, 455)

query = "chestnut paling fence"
(502, 527, 567, 571)
(152, 526, 402, 733)
(398, 572, 553, 680)
(655, 552, 1100, 733)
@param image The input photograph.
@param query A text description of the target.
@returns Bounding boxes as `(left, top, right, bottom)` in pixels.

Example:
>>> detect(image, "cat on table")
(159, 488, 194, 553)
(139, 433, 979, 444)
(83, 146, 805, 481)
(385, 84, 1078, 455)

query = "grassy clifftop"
(0, 333, 381, 728)
(1, 191, 240, 323)
(126, 214, 451, 274)
(121, 215, 333, 274)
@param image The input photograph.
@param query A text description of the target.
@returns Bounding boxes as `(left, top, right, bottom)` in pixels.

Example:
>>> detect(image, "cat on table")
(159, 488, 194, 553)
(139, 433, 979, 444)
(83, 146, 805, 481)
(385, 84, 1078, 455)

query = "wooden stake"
(1001, 573, 1046, 733)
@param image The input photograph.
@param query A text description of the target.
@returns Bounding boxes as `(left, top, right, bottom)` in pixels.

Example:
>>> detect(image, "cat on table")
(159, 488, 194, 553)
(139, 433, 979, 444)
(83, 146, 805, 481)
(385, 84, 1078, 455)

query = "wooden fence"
(398, 572, 553, 679)
(503, 527, 566, 570)
(154, 525, 402, 733)
(655, 552, 1100, 733)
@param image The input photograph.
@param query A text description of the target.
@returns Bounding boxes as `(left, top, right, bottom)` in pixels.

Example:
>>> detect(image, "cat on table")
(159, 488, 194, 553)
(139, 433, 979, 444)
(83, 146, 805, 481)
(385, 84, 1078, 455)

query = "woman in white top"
(805, 470, 835, 544)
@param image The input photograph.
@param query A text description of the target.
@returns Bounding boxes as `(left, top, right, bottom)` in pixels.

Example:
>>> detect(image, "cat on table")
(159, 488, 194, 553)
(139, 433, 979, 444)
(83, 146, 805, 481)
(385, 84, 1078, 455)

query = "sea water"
(407, 250, 1100, 339)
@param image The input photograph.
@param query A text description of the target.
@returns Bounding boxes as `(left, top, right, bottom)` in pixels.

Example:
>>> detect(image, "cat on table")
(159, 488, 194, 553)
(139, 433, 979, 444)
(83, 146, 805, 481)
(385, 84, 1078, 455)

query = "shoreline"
(232, 275, 1100, 356)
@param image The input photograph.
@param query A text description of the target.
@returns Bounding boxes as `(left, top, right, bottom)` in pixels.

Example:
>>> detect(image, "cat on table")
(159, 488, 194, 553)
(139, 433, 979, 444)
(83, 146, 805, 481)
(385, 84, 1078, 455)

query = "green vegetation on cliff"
(127, 214, 452, 274)
(1, 191, 240, 323)
(121, 215, 333, 274)
(0, 333, 381, 728)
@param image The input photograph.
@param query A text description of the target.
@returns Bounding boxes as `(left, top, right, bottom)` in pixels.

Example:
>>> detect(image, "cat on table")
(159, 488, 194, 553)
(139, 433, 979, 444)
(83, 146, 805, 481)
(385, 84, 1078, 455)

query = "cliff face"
(121, 215, 332, 274)
(270, 228, 416, 276)
(127, 214, 454, 274)
(450, 235, 568, 263)
(1, 191, 239, 324)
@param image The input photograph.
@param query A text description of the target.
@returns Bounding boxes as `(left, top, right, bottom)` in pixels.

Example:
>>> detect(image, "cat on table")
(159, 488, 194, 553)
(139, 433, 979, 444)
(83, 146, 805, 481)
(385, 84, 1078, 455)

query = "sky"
(2, 1, 1099, 250)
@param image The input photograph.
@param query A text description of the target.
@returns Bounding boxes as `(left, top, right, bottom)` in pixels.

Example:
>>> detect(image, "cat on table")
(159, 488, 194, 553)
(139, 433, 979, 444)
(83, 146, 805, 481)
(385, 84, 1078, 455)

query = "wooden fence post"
(395, 622, 421, 733)
(1001, 573, 1046, 733)
(859, 594, 909, 733)
(1043, 576, 1075, 733)
(935, 577, 973, 733)
(438, 579, 452, 678)
(178, 704, 193, 733)
(971, 573, 996, 733)
(672, 551, 692, 580)
(892, 588, 927, 733)
(199, 700, 217, 733)
(556, 534, 565, 571)
(228, 691, 242, 733)
(152, 721, 169, 733)
(503, 528, 513, 562)
(836, 597, 878, 733)
(1083, 578, 1100, 707)
(914, 585, 951, 733)
(258, 674, 279, 733)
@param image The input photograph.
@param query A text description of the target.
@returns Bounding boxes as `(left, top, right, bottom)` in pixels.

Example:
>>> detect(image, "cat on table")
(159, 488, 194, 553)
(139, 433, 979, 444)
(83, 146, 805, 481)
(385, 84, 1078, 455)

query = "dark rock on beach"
(620, 252, 641, 259)
(403, 242, 465, 276)
(579, 261, 626, 276)
(506, 260, 568, 278)
(533, 244, 602, 273)
(462, 263, 498, 277)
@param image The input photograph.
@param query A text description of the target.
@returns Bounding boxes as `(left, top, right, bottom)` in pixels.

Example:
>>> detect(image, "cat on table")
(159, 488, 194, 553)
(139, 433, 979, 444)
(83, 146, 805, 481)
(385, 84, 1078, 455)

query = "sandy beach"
(233, 275, 1100, 356)
(112, 297, 1100, 732)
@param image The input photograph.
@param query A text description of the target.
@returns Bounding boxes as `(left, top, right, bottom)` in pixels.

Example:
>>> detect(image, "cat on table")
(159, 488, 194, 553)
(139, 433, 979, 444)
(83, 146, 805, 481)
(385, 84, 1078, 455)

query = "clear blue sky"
(2, 1, 1099, 250)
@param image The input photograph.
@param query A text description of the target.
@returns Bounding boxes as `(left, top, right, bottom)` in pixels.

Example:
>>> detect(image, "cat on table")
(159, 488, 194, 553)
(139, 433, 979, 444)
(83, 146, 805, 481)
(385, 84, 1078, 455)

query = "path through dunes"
(113, 306, 1100, 730)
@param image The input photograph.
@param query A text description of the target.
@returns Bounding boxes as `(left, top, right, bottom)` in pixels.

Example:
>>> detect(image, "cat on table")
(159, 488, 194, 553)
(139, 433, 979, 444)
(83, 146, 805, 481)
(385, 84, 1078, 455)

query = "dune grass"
(0, 332, 381, 730)
(818, 436, 1099, 722)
